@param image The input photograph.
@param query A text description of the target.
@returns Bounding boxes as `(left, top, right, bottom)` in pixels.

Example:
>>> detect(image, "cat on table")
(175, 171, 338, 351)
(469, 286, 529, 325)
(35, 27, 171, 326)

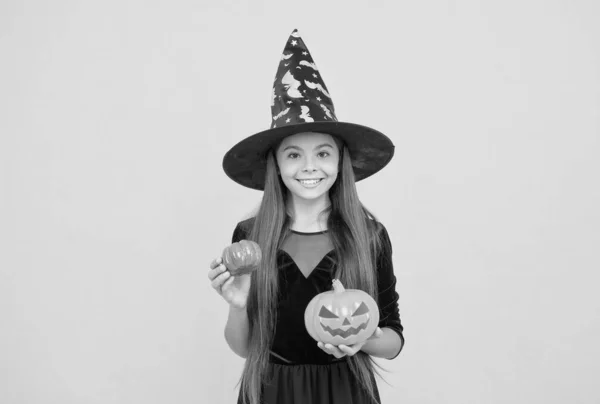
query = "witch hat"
(222, 29, 394, 190)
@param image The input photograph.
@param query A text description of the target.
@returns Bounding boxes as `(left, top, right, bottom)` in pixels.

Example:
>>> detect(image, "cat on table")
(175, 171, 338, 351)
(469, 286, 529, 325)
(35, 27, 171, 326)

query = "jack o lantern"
(304, 279, 379, 346)
(222, 240, 262, 276)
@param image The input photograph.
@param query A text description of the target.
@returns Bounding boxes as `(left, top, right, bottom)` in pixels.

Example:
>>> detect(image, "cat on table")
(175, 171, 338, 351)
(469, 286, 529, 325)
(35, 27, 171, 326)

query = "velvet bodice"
(232, 219, 404, 364)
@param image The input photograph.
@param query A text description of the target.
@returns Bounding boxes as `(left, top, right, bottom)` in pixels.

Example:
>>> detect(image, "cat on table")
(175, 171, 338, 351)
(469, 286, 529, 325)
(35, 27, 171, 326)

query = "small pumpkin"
(222, 240, 262, 276)
(304, 279, 379, 346)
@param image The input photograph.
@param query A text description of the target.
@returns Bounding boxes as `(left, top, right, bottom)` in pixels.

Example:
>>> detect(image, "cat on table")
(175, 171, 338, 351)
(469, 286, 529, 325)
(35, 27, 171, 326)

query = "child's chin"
(292, 192, 327, 201)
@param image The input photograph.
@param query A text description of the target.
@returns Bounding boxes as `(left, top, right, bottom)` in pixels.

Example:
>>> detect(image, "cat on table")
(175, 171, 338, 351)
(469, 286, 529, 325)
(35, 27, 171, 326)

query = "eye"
(317, 151, 330, 158)
(318, 306, 338, 319)
(287, 152, 300, 159)
(352, 302, 369, 316)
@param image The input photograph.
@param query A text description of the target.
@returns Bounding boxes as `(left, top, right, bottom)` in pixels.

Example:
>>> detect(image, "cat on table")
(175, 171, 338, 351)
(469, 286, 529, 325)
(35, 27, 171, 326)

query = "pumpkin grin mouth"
(320, 320, 369, 339)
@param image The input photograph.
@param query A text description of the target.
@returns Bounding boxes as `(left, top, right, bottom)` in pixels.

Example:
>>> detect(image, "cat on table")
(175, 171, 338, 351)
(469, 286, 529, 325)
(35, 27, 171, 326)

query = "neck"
(287, 194, 330, 232)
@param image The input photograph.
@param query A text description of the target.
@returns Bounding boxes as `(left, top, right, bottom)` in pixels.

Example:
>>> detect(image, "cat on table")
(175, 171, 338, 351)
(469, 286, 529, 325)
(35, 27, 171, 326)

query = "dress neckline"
(278, 249, 335, 279)
(289, 229, 329, 236)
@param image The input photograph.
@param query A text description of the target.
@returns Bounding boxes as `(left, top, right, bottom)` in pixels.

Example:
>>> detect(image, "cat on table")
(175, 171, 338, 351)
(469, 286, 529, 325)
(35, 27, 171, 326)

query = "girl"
(208, 30, 404, 404)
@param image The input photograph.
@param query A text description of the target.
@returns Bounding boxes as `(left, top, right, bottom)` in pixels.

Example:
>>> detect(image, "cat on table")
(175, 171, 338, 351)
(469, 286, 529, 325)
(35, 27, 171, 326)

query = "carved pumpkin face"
(304, 279, 379, 346)
(222, 240, 262, 276)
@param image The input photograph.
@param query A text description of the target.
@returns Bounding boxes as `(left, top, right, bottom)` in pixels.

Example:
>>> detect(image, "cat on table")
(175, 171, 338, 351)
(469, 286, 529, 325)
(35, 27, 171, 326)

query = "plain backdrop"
(1, 1, 599, 403)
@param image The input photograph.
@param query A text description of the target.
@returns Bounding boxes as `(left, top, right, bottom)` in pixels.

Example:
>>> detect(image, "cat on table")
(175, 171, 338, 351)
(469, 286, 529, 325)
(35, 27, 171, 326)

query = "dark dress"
(233, 219, 404, 404)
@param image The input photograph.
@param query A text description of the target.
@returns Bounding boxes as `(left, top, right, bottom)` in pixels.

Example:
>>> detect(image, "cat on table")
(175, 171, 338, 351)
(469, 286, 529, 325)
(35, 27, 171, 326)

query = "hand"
(208, 256, 251, 309)
(317, 327, 383, 358)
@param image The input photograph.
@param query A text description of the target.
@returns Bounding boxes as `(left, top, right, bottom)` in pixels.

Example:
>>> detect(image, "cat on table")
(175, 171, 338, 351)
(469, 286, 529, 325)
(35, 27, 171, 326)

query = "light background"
(1, 0, 599, 403)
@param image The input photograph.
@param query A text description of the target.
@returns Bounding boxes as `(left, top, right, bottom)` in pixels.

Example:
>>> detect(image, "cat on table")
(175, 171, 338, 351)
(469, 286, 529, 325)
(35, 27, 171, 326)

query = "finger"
(209, 257, 223, 270)
(338, 344, 356, 356)
(369, 327, 383, 340)
(317, 342, 335, 356)
(207, 264, 227, 281)
(342, 342, 367, 356)
(211, 271, 231, 291)
(366, 327, 382, 340)
(324, 343, 346, 359)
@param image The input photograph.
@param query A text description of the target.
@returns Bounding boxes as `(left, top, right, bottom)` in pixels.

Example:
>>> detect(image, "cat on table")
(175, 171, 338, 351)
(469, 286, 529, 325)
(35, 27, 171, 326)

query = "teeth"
(299, 179, 322, 185)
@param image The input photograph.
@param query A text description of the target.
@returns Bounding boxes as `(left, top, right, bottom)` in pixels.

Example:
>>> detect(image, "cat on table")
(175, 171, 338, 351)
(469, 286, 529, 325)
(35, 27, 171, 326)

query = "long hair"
(240, 141, 384, 404)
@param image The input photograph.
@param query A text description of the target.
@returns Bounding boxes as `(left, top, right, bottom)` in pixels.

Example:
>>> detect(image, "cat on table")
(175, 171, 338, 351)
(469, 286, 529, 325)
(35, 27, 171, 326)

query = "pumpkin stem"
(332, 279, 345, 293)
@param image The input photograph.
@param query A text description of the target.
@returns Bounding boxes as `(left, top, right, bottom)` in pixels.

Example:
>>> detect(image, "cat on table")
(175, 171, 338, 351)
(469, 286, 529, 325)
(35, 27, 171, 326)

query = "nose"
(302, 155, 317, 172)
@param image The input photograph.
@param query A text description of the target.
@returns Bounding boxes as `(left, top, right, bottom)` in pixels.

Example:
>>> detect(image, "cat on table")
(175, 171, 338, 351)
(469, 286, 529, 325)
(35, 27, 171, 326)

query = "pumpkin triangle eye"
(352, 302, 369, 316)
(318, 306, 338, 319)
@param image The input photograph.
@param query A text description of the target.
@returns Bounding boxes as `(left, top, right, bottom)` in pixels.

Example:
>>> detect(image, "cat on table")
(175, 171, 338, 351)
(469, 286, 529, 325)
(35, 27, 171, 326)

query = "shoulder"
(367, 219, 393, 256)
(368, 219, 390, 240)
(231, 217, 256, 242)
(369, 219, 385, 231)
(236, 217, 256, 233)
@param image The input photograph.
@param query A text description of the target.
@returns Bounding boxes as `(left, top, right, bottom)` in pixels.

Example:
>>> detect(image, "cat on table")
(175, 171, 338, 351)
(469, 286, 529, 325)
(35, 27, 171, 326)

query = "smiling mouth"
(297, 179, 323, 186)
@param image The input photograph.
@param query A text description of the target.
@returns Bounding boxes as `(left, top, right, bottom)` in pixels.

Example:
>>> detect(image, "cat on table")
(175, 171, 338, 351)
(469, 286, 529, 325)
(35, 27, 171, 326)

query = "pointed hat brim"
(222, 121, 394, 191)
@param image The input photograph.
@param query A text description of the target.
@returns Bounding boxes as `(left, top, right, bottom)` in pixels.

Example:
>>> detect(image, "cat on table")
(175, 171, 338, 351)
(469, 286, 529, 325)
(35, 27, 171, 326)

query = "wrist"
(229, 305, 247, 314)
(360, 338, 376, 355)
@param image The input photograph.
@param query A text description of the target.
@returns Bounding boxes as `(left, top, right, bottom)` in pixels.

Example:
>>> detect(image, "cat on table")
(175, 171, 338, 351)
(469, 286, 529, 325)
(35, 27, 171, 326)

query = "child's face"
(275, 132, 340, 203)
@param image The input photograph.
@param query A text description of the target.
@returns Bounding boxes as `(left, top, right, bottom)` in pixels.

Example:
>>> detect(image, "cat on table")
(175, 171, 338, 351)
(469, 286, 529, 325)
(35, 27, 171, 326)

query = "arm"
(321, 223, 405, 360)
(224, 306, 250, 358)
(219, 220, 253, 358)
(360, 327, 403, 359)
(361, 223, 405, 359)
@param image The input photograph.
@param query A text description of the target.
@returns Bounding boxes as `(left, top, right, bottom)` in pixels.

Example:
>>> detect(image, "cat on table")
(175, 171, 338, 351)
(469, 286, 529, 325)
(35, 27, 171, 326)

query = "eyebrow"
(282, 143, 334, 152)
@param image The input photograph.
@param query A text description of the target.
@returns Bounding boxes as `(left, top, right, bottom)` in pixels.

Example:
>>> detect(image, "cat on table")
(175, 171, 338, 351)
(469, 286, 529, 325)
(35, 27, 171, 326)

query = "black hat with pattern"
(222, 29, 395, 190)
